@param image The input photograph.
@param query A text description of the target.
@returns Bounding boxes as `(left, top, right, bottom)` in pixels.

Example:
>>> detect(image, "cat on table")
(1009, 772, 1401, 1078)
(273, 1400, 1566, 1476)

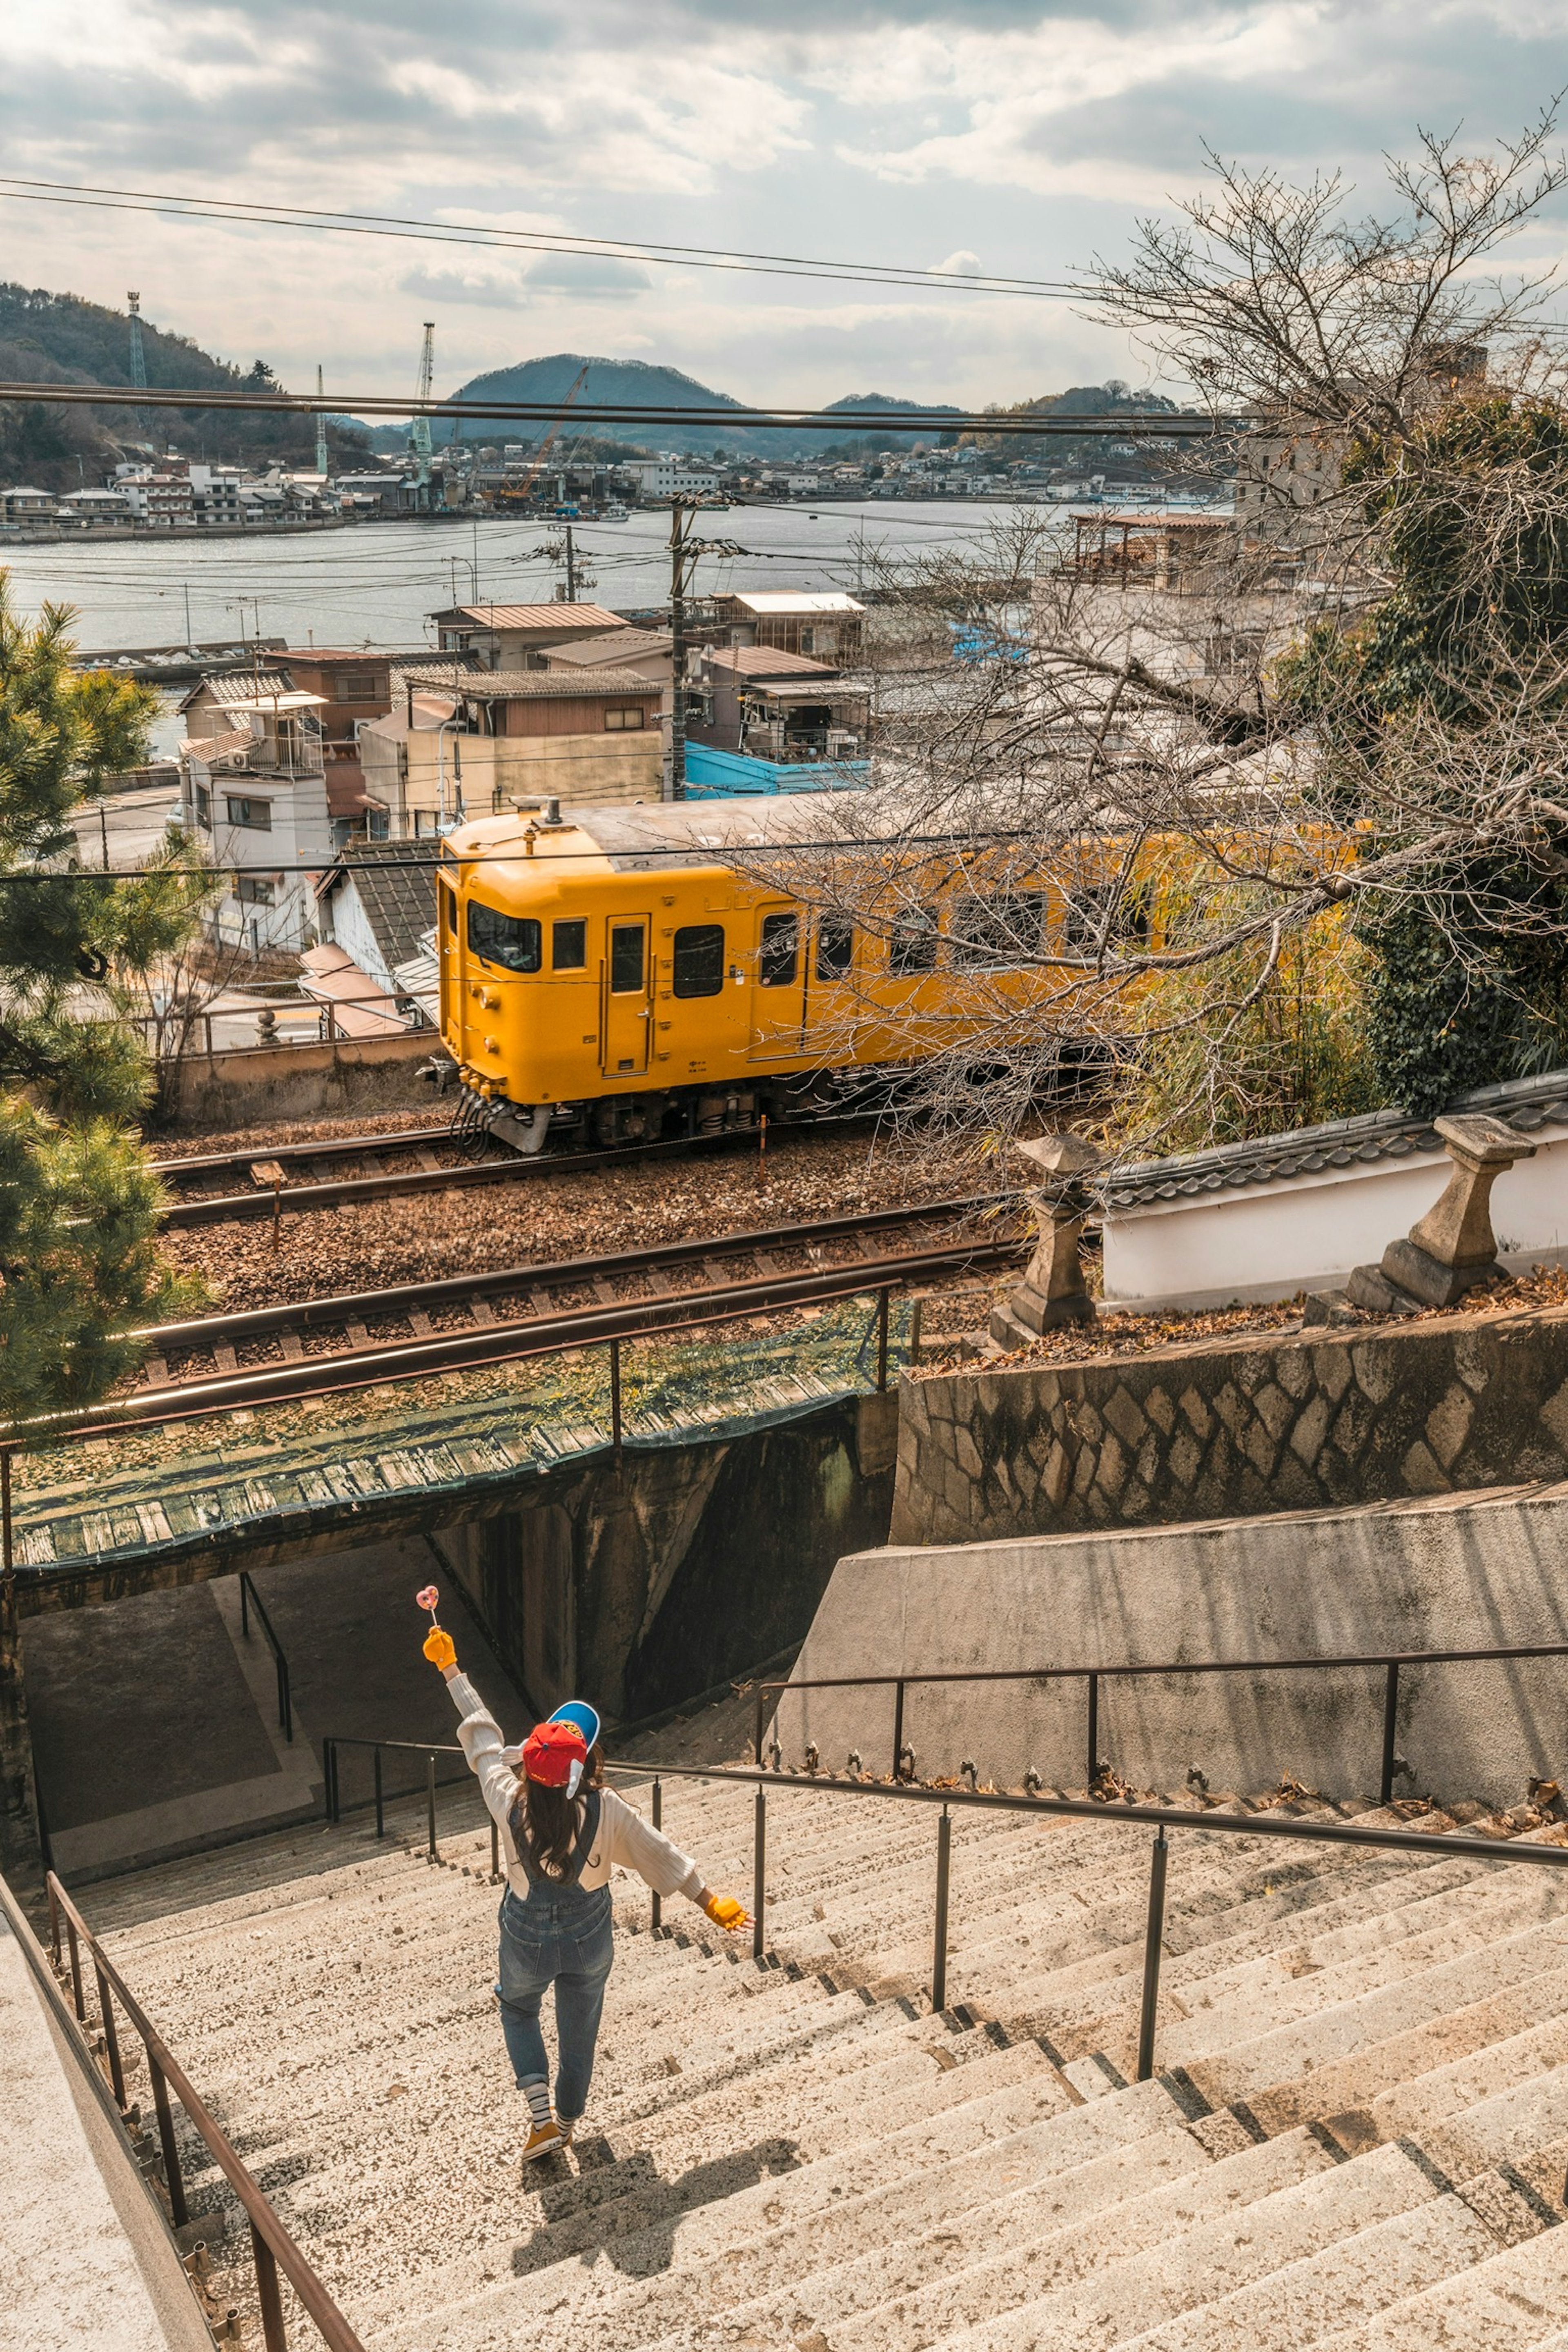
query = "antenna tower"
(410, 321, 437, 509)
(315, 367, 330, 477)
(127, 292, 147, 392)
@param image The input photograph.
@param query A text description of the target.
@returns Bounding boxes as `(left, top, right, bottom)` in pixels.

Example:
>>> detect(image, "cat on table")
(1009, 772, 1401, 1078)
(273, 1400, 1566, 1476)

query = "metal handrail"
(749, 1638, 1568, 1807)
(238, 1570, 292, 1742)
(44, 1870, 366, 2352)
(321, 1733, 498, 1876)
(601, 1753, 1568, 2081)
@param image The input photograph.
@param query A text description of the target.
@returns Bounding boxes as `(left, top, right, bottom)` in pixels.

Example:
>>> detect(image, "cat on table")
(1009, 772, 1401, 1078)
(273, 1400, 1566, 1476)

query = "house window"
(236, 875, 274, 906)
(815, 917, 853, 980)
(225, 795, 272, 831)
(673, 923, 724, 998)
(193, 784, 211, 827)
(889, 908, 938, 975)
(367, 807, 390, 842)
(604, 705, 646, 731)
(759, 911, 798, 987)
(552, 918, 587, 971)
(468, 900, 541, 972)
(335, 673, 380, 702)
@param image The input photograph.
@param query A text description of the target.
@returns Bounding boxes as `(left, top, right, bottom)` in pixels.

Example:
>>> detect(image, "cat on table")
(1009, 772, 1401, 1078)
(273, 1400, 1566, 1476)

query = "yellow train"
(437, 791, 1108, 1151)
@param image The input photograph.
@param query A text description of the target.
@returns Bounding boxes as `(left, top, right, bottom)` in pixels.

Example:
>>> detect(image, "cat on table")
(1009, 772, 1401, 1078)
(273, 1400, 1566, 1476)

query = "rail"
(321, 1733, 499, 1878)
(238, 1570, 293, 1742)
(750, 1639, 1568, 1809)
(43, 1869, 366, 2352)
(601, 1755, 1568, 2082)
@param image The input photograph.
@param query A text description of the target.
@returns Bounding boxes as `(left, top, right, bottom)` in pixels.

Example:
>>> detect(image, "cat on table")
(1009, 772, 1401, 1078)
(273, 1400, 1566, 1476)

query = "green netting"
(16, 1292, 921, 1577)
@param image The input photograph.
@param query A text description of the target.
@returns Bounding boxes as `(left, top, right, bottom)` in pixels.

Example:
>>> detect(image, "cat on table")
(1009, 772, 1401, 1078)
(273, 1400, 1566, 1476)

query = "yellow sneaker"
(521, 2117, 567, 2164)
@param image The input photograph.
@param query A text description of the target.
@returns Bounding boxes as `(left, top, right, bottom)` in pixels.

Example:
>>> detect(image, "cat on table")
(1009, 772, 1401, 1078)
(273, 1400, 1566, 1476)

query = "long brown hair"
(510, 1744, 604, 1879)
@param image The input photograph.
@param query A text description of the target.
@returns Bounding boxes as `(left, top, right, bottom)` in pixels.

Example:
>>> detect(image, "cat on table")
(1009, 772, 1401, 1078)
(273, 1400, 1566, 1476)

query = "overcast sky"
(7, 1, 1568, 409)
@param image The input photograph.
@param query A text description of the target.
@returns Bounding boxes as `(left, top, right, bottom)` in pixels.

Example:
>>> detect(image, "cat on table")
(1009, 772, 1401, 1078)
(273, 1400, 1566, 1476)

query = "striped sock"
(521, 2079, 553, 2132)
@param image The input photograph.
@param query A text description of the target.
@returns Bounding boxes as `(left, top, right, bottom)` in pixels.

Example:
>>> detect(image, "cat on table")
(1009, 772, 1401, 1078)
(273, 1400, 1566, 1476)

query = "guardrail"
(238, 1570, 292, 1742)
(321, 1733, 499, 1878)
(43, 1869, 366, 2352)
(748, 1638, 1568, 1808)
(603, 1756, 1568, 2083)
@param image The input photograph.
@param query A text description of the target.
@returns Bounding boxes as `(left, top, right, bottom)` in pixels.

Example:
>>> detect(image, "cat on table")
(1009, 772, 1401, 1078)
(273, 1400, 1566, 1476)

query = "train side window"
(552, 918, 587, 970)
(759, 911, 798, 987)
(609, 923, 645, 992)
(815, 918, 854, 980)
(673, 922, 725, 997)
(950, 892, 1047, 969)
(439, 883, 456, 938)
(468, 899, 541, 972)
(889, 907, 938, 975)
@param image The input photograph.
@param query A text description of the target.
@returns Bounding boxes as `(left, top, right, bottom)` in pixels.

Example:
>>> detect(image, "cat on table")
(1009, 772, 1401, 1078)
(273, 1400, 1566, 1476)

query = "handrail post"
(490, 1814, 499, 1881)
(931, 1804, 952, 2015)
(427, 1753, 438, 1861)
(148, 2050, 188, 2227)
(65, 1913, 85, 2020)
(240, 1570, 250, 1640)
(1381, 1661, 1399, 1805)
(1136, 1826, 1169, 2082)
(278, 1651, 292, 1743)
(610, 1336, 623, 1466)
(892, 1678, 906, 1780)
(1086, 1672, 1100, 1791)
(48, 1878, 61, 1968)
(252, 2221, 289, 2352)
(95, 1964, 127, 2108)
(753, 1687, 766, 1768)
(876, 1286, 890, 1392)
(374, 1747, 384, 1839)
(323, 1738, 336, 1823)
(752, 1786, 766, 1961)
(651, 1779, 663, 1933)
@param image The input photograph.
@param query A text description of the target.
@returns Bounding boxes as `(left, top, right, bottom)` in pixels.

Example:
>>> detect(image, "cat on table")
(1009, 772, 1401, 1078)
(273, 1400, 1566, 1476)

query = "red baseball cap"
(521, 1720, 588, 1791)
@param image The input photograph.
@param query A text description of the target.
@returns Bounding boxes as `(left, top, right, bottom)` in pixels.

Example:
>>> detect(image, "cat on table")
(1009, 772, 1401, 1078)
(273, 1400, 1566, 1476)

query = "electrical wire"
(0, 174, 1101, 302)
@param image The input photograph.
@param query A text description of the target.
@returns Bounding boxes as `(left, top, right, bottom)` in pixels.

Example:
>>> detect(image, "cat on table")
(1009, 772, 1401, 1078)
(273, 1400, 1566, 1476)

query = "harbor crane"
(408, 321, 441, 511)
(496, 363, 590, 511)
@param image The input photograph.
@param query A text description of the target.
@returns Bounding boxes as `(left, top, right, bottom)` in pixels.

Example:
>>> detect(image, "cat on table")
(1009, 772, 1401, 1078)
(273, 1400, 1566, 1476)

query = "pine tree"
(0, 577, 203, 1425)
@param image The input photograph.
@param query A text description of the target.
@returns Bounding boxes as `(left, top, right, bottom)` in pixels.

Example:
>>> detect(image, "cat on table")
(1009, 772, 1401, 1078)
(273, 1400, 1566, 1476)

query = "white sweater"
(444, 1671, 707, 1908)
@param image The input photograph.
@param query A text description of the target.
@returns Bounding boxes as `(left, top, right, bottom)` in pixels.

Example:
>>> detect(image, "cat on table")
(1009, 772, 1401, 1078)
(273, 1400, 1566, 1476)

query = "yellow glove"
(423, 1627, 457, 1672)
(703, 1893, 749, 1933)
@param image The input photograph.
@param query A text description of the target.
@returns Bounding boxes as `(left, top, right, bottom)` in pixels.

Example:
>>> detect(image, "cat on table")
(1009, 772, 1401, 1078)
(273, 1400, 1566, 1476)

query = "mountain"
(0, 284, 370, 489)
(400, 353, 969, 459)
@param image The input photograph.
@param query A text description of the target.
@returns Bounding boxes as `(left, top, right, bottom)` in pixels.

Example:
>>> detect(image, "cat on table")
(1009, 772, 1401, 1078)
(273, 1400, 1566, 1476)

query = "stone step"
(1327, 2228, 1568, 2352)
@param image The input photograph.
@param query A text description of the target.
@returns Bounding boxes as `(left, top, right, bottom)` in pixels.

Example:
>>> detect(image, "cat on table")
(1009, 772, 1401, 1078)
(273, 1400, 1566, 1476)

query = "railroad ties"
(122, 1195, 1029, 1421)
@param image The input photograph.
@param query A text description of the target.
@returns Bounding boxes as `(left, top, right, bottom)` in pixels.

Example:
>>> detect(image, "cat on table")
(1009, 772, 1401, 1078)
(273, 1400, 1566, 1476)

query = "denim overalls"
(496, 1789, 614, 2122)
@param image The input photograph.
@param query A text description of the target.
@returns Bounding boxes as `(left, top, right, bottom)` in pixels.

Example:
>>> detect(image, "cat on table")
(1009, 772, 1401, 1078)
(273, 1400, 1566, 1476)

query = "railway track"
(152, 1118, 826, 1225)
(92, 1194, 1026, 1430)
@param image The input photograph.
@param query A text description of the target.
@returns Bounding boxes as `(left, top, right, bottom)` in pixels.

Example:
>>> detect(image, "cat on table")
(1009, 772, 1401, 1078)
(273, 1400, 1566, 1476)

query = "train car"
(437, 791, 1111, 1152)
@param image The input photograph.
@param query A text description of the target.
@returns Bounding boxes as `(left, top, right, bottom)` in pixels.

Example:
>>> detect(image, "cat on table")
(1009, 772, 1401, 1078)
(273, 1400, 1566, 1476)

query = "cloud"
(931, 249, 984, 275)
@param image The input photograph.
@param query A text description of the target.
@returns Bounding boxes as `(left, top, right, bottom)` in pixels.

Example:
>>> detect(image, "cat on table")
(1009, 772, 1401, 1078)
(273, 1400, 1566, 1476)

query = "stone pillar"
(1345, 1114, 1536, 1314)
(990, 1131, 1105, 1347)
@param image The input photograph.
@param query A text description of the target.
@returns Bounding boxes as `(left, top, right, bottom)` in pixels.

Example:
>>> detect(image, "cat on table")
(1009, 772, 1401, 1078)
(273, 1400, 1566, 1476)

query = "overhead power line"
(0, 175, 1096, 301)
(0, 379, 1238, 438)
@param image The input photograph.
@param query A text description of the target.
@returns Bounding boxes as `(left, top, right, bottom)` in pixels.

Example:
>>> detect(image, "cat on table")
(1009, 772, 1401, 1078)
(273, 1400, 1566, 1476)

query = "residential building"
(688, 644, 867, 762)
(115, 466, 195, 527)
(708, 590, 865, 662)
(305, 841, 440, 1033)
(623, 461, 721, 499)
(187, 464, 246, 527)
(1, 486, 59, 523)
(276, 647, 438, 845)
(428, 601, 628, 670)
(56, 488, 133, 525)
(357, 667, 664, 833)
(541, 627, 673, 692)
(176, 672, 332, 950)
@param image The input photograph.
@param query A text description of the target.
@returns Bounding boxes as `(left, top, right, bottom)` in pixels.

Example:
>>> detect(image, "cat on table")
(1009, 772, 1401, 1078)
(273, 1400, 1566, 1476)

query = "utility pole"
(666, 502, 741, 800)
(565, 525, 577, 602)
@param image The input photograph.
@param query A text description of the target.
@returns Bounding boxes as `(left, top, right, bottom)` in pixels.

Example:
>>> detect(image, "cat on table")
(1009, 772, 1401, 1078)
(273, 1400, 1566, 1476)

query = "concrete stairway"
(87, 1775, 1568, 2352)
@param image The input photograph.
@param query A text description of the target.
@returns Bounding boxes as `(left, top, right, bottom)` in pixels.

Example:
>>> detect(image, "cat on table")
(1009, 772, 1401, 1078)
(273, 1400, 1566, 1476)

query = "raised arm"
(423, 1628, 518, 1829)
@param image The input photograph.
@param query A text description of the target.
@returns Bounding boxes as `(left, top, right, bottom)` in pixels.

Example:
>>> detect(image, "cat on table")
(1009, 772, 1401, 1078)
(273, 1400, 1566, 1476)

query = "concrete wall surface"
(893, 1299, 1568, 1551)
(777, 1479, 1568, 1807)
(0, 1895, 212, 2352)
(159, 1029, 434, 1130)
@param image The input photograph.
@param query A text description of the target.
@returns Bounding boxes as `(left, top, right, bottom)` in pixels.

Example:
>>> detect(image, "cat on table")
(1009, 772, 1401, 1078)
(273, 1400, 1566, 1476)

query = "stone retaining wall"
(891, 1302, 1568, 1548)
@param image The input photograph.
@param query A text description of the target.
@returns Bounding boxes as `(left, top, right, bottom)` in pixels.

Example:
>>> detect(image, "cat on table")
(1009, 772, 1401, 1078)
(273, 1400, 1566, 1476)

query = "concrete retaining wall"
(777, 1479, 1568, 1807)
(156, 1031, 435, 1131)
(892, 1300, 1568, 1550)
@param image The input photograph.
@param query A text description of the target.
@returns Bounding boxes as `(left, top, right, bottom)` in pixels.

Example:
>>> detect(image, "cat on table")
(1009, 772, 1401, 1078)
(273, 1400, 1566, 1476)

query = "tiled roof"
(726, 592, 864, 615)
(437, 668, 660, 699)
(439, 604, 626, 633)
(1101, 1068, 1568, 1212)
(703, 645, 840, 679)
(543, 630, 672, 668)
(180, 669, 291, 710)
(317, 841, 438, 971)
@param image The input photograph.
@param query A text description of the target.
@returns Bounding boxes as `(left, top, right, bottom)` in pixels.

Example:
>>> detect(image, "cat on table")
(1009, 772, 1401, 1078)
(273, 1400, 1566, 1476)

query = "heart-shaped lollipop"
(416, 1583, 440, 1624)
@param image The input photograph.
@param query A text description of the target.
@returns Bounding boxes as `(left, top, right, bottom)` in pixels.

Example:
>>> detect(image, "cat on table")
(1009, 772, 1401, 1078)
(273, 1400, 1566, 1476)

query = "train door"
(748, 902, 806, 1059)
(601, 914, 651, 1076)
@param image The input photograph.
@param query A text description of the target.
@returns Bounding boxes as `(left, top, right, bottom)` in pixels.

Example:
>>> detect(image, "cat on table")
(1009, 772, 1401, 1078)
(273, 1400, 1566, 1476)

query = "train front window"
(673, 923, 725, 998)
(552, 918, 587, 971)
(467, 900, 541, 972)
(759, 912, 798, 987)
(815, 918, 854, 980)
(610, 923, 645, 992)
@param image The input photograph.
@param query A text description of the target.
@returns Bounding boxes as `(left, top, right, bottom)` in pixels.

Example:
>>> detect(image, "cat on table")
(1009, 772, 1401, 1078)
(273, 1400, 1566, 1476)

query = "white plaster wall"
(1101, 1123, 1568, 1310)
